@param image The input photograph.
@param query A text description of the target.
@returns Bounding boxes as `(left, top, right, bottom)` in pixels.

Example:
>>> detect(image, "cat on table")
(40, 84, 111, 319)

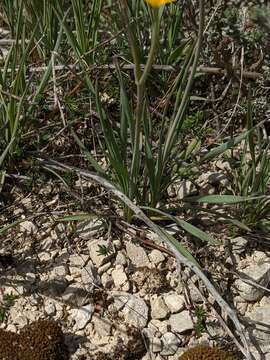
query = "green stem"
(138, 8, 160, 86)
(119, 0, 141, 82)
(129, 8, 160, 202)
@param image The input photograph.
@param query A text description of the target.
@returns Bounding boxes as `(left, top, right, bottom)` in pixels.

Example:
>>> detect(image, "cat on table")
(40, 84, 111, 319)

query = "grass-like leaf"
(183, 194, 263, 204)
(56, 213, 97, 222)
(143, 206, 219, 245)
(201, 130, 253, 162)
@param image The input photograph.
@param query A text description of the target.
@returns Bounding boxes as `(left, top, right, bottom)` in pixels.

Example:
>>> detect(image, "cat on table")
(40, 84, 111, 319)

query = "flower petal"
(144, 0, 176, 8)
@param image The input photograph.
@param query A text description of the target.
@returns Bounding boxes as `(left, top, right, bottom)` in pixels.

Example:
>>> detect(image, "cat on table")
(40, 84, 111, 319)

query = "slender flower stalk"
(138, 9, 160, 87)
(119, 0, 142, 83)
(129, 7, 160, 206)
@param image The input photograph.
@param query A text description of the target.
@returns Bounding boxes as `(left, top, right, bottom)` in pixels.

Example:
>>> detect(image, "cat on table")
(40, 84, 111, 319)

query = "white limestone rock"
(6, 324, 17, 332)
(143, 328, 162, 353)
(44, 301, 56, 316)
(148, 319, 169, 336)
(115, 252, 127, 266)
(19, 220, 37, 234)
(38, 251, 51, 262)
(101, 273, 113, 288)
(111, 266, 128, 288)
(53, 265, 67, 277)
(235, 259, 270, 302)
(122, 294, 149, 328)
(92, 313, 112, 337)
(160, 332, 181, 356)
(148, 249, 165, 265)
(97, 262, 111, 275)
(108, 291, 130, 312)
(80, 262, 100, 288)
(62, 283, 90, 307)
(69, 254, 89, 267)
(121, 281, 130, 292)
(246, 305, 270, 345)
(9, 313, 28, 328)
(70, 304, 94, 330)
(151, 337, 163, 353)
(163, 293, 185, 313)
(169, 311, 193, 333)
(150, 295, 169, 320)
(126, 242, 151, 268)
(230, 236, 248, 254)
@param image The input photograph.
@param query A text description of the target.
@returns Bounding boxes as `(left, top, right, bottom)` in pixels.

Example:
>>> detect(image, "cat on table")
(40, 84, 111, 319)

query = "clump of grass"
(194, 305, 207, 336)
(229, 101, 270, 233)
(97, 244, 114, 256)
(0, 292, 18, 322)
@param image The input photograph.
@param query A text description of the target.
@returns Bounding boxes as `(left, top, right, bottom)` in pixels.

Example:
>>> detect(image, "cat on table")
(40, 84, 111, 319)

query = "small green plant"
(182, 111, 204, 131)
(229, 101, 270, 232)
(97, 244, 114, 256)
(0, 292, 18, 322)
(71, 0, 206, 221)
(194, 305, 207, 336)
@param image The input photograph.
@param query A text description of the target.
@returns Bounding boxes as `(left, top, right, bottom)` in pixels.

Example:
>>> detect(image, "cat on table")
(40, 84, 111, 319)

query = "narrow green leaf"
(183, 205, 252, 232)
(71, 129, 106, 176)
(0, 219, 24, 234)
(56, 213, 97, 222)
(159, 227, 201, 267)
(95, 81, 129, 193)
(223, 218, 251, 232)
(185, 137, 201, 158)
(176, 219, 219, 245)
(142, 206, 218, 245)
(168, 40, 189, 63)
(201, 130, 252, 162)
(190, 96, 207, 101)
(183, 194, 263, 204)
(0, 138, 16, 167)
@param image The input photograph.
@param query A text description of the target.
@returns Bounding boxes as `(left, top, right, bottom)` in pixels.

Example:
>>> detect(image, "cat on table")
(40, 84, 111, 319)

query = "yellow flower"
(145, 0, 176, 7)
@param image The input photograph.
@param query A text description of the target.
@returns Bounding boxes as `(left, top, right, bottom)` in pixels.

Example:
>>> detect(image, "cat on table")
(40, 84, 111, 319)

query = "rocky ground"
(1, 1, 270, 358)
(1, 172, 270, 360)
